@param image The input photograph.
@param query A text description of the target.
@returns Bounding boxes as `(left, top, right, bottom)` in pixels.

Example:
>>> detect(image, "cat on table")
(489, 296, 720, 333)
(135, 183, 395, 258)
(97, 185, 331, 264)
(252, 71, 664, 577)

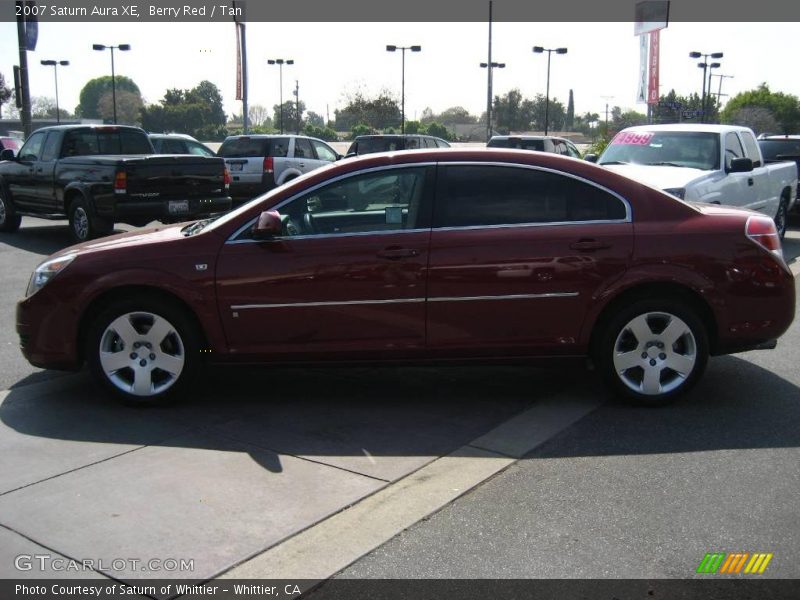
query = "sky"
(1, 20, 798, 125)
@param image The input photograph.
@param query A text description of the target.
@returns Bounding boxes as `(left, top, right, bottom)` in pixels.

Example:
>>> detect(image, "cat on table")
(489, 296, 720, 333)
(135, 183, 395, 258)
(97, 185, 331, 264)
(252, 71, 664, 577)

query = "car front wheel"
(774, 193, 789, 240)
(0, 190, 22, 233)
(598, 299, 709, 406)
(86, 298, 201, 405)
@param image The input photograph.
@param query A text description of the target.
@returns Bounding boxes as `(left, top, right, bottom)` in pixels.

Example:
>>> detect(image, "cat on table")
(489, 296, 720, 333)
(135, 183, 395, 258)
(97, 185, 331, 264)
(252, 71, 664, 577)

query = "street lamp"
(689, 51, 723, 123)
(386, 44, 421, 135)
(92, 43, 130, 124)
(267, 58, 294, 134)
(533, 46, 567, 136)
(480, 61, 505, 136)
(40, 59, 69, 124)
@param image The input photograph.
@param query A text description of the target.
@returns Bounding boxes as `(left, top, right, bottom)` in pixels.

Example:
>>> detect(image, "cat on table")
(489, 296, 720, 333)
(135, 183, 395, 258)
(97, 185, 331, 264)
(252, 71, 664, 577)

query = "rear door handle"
(570, 239, 611, 251)
(377, 247, 420, 260)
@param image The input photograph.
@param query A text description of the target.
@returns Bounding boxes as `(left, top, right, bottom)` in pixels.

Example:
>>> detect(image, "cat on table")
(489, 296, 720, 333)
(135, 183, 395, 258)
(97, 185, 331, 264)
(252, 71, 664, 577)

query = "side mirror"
(728, 157, 753, 173)
(344, 152, 357, 159)
(584, 153, 598, 163)
(252, 210, 282, 239)
(335, 153, 343, 161)
(0, 148, 16, 161)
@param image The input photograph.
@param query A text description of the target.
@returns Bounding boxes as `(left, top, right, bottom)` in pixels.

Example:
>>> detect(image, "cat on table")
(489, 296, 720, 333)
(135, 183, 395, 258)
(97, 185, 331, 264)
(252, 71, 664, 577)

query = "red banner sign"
(648, 30, 660, 105)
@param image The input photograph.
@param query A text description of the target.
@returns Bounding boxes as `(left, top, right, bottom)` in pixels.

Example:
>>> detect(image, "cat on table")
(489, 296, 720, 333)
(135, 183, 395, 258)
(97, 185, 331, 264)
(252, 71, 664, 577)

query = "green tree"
(141, 80, 227, 140)
(303, 123, 338, 141)
(335, 90, 401, 131)
(720, 83, 800, 134)
(273, 100, 306, 133)
(31, 96, 71, 120)
(404, 120, 423, 134)
(305, 111, 325, 128)
(652, 89, 717, 124)
(437, 106, 478, 126)
(426, 122, 452, 140)
(76, 76, 141, 119)
(566, 89, 575, 131)
(98, 90, 143, 125)
(350, 123, 373, 140)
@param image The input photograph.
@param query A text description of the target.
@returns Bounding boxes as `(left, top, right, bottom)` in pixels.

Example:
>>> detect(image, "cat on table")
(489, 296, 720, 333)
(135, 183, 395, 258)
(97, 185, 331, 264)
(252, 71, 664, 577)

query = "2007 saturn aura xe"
(16, 148, 795, 405)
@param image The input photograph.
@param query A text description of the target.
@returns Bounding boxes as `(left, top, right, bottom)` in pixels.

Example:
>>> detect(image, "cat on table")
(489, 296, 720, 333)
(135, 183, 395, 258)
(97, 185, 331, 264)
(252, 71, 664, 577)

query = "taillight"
(114, 171, 127, 195)
(746, 216, 783, 259)
(223, 167, 231, 188)
(263, 156, 274, 173)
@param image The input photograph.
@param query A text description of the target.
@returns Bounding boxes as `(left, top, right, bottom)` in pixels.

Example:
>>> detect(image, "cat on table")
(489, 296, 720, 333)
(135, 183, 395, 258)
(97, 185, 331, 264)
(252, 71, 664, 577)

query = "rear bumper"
(103, 196, 232, 222)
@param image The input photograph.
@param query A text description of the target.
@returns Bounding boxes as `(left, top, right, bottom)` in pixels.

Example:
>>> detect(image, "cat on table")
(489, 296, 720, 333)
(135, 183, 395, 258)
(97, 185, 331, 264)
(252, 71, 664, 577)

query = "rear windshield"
(61, 128, 152, 157)
(218, 137, 289, 158)
(356, 138, 407, 154)
(488, 138, 545, 151)
(759, 140, 800, 161)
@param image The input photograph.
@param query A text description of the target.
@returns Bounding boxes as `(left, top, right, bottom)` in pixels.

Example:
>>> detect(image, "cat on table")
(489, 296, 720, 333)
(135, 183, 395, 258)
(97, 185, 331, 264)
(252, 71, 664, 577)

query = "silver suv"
(218, 134, 341, 204)
(487, 135, 582, 158)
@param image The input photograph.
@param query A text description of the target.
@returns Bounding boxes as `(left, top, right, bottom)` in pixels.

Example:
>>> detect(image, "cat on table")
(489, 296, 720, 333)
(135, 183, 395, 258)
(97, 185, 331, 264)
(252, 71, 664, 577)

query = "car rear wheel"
(774, 193, 789, 240)
(68, 198, 113, 243)
(598, 299, 709, 406)
(0, 190, 22, 233)
(86, 298, 201, 405)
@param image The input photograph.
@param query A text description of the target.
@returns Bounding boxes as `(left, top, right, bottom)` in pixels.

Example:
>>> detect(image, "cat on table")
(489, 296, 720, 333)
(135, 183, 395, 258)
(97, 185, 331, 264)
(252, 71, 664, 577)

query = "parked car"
(345, 134, 451, 157)
(217, 134, 340, 205)
(587, 124, 798, 238)
(149, 133, 216, 157)
(0, 125, 232, 242)
(487, 135, 582, 158)
(758, 134, 800, 211)
(0, 136, 22, 154)
(17, 149, 795, 406)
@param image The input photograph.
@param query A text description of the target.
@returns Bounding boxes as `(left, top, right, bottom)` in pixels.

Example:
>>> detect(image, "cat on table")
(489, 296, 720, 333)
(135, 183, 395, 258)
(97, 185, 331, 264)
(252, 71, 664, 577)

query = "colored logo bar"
(696, 552, 773, 574)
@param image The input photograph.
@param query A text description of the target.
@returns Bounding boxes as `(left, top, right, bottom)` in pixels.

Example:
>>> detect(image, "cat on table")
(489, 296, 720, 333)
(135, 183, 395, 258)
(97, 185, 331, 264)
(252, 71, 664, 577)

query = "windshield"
(599, 131, 720, 171)
(759, 140, 800, 161)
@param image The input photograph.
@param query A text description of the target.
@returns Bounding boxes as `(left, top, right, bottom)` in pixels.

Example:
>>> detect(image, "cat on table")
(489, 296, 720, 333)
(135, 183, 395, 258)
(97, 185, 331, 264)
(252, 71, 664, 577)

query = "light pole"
(689, 51, 722, 123)
(533, 46, 567, 136)
(386, 44, 421, 135)
(92, 44, 130, 124)
(480, 61, 505, 136)
(267, 58, 294, 134)
(40, 59, 69, 124)
(711, 73, 734, 107)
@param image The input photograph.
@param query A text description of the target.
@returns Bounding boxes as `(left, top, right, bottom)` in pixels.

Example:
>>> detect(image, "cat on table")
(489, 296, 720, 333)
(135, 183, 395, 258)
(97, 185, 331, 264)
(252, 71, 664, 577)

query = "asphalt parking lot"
(0, 215, 798, 592)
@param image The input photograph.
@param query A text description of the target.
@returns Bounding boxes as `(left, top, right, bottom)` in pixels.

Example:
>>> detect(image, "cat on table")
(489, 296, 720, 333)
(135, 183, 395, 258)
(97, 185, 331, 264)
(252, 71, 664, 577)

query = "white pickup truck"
(588, 124, 798, 238)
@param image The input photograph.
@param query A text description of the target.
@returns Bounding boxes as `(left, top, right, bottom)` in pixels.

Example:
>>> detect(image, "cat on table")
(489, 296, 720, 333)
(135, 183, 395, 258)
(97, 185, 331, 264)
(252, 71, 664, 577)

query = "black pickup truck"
(0, 124, 232, 242)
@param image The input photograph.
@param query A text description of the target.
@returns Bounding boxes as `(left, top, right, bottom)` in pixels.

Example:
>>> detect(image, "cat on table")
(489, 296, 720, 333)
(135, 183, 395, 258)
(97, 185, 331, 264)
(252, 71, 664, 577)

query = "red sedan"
(16, 149, 795, 405)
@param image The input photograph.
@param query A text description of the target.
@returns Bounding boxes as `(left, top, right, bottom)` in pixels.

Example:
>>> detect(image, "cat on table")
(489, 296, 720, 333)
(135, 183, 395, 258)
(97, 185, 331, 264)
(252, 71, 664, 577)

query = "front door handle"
(377, 247, 420, 260)
(570, 239, 611, 251)
(747, 177, 754, 186)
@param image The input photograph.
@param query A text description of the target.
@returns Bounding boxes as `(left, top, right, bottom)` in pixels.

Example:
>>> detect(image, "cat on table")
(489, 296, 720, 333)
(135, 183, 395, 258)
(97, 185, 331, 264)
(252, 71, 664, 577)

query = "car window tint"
(62, 130, 98, 157)
(18, 131, 47, 161)
(566, 142, 582, 158)
(188, 142, 215, 157)
(739, 131, 762, 167)
(271, 168, 428, 237)
(218, 137, 288, 158)
(294, 138, 314, 159)
(311, 140, 337, 162)
(41, 132, 61, 161)
(406, 138, 420, 149)
(159, 139, 187, 153)
(435, 165, 626, 228)
(760, 140, 800, 160)
(436, 138, 450, 148)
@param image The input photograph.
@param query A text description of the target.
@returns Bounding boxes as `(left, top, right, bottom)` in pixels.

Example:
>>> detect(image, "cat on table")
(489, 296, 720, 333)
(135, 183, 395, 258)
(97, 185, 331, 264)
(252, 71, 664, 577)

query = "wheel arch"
(77, 285, 211, 364)
(588, 281, 719, 360)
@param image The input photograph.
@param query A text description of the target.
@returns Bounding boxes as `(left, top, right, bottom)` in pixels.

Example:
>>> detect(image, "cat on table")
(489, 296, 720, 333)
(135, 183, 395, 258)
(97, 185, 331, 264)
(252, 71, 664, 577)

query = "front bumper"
(17, 291, 82, 371)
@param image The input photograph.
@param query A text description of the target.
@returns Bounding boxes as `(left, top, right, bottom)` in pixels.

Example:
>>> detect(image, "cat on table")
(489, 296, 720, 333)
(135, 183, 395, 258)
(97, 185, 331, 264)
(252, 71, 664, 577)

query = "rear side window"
(739, 131, 762, 167)
(294, 137, 314, 159)
(218, 137, 289, 158)
(41, 132, 61, 161)
(434, 165, 627, 228)
(62, 129, 151, 156)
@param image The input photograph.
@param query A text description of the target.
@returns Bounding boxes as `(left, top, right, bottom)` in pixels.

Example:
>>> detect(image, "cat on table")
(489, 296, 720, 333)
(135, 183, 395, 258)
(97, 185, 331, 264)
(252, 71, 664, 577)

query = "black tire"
(774, 193, 789, 240)
(68, 197, 113, 243)
(86, 297, 202, 406)
(0, 188, 22, 233)
(596, 298, 709, 406)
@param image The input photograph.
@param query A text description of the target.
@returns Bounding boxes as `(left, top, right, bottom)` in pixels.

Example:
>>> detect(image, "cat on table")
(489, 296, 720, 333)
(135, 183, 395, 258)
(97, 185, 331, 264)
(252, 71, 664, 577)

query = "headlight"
(663, 187, 686, 200)
(26, 254, 76, 297)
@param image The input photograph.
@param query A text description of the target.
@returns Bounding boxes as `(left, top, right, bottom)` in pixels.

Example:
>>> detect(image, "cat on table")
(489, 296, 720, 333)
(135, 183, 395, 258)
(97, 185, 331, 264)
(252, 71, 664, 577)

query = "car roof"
(149, 133, 197, 140)
(30, 124, 145, 133)
(759, 135, 800, 140)
(354, 134, 440, 140)
(490, 135, 568, 141)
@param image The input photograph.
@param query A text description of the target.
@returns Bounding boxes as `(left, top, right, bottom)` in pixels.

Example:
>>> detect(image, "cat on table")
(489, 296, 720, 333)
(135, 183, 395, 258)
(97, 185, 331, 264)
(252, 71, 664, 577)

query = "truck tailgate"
(122, 155, 226, 199)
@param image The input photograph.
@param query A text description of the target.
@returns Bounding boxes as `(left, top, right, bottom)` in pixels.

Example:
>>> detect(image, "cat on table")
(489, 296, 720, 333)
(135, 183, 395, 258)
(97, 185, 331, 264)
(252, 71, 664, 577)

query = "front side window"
(243, 167, 429, 239)
(725, 132, 745, 170)
(311, 140, 337, 162)
(434, 165, 627, 228)
(18, 131, 46, 161)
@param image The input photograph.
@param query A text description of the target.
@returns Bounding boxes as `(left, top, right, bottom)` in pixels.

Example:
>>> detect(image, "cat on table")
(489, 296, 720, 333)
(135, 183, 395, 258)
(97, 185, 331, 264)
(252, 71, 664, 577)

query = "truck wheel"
(774, 194, 789, 240)
(596, 298, 709, 406)
(86, 297, 201, 405)
(0, 190, 22, 233)
(68, 198, 113, 242)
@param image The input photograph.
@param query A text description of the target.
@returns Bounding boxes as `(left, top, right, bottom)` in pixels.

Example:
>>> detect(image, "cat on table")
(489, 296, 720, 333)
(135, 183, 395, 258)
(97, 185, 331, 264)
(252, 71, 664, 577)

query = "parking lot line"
(218, 391, 603, 580)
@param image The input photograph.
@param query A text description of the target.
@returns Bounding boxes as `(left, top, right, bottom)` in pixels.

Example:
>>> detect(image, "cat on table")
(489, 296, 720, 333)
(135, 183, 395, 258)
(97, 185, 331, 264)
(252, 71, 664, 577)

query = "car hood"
(51, 223, 190, 260)
(601, 163, 710, 190)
